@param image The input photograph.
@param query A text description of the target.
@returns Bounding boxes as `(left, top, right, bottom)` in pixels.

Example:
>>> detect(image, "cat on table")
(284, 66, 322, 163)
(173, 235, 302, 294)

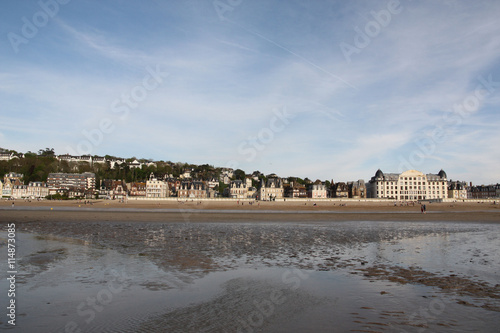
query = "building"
(259, 178, 283, 201)
(27, 182, 49, 198)
(447, 181, 467, 200)
(331, 182, 349, 198)
(128, 182, 146, 197)
(206, 177, 219, 190)
(284, 182, 307, 198)
(0, 152, 18, 161)
(2, 182, 13, 197)
(57, 154, 108, 165)
(178, 181, 207, 198)
(165, 177, 181, 196)
(467, 184, 500, 199)
(3, 172, 23, 185)
(2, 172, 24, 198)
(367, 169, 448, 200)
(146, 173, 168, 198)
(308, 181, 328, 199)
(100, 180, 128, 199)
(348, 180, 366, 198)
(47, 172, 96, 198)
(228, 180, 249, 199)
(11, 185, 27, 198)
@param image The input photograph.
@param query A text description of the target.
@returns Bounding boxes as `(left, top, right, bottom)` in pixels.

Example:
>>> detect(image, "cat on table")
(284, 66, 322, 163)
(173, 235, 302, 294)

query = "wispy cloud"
(1, 0, 499, 184)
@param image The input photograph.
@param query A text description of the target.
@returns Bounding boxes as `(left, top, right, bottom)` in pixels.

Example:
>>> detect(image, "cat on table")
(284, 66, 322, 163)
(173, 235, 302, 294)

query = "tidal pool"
(0, 221, 499, 332)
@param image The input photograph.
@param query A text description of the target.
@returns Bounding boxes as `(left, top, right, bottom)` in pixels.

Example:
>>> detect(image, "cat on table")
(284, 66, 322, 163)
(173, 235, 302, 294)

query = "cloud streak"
(0, 0, 499, 184)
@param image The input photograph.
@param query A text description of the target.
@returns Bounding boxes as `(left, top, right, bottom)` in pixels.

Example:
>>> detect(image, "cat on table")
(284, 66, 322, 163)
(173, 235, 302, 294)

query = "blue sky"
(1, 0, 499, 184)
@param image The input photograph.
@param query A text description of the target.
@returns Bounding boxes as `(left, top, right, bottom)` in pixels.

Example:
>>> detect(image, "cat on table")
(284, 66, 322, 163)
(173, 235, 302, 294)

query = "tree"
(38, 148, 55, 157)
(234, 169, 246, 180)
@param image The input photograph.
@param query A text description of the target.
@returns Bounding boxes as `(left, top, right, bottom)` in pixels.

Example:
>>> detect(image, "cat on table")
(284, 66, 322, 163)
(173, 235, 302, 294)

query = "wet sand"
(1, 199, 499, 223)
(1, 200, 499, 332)
(2, 220, 499, 332)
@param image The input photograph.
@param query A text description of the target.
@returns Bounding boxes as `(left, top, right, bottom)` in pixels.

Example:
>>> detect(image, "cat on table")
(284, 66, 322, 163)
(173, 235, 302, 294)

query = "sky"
(1, 0, 499, 184)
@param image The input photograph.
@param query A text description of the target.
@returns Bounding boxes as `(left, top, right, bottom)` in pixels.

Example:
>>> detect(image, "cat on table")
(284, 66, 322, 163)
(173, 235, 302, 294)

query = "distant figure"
(420, 204, 424, 213)
(423, 204, 427, 213)
(11, 202, 14, 208)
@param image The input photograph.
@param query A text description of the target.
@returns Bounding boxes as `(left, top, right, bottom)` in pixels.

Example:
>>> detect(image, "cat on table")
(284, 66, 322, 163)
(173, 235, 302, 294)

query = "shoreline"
(1, 199, 499, 223)
(1, 209, 499, 224)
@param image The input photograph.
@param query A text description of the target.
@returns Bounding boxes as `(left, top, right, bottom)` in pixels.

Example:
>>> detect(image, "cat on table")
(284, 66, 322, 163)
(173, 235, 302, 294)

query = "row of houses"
(0, 152, 157, 170)
(2, 169, 499, 200)
(1, 172, 96, 199)
(56, 154, 158, 170)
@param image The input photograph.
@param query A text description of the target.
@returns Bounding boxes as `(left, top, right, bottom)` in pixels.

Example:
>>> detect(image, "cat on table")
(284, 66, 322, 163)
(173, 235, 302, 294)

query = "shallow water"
(0, 221, 499, 332)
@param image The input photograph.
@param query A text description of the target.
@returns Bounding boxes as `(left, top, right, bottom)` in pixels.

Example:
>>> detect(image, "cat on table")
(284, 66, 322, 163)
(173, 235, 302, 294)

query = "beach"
(1, 200, 499, 332)
(1, 199, 499, 223)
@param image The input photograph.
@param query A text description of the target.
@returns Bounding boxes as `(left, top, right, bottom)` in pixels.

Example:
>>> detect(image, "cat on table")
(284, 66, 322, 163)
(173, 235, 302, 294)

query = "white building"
(0, 152, 17, 161)
(146, 173, 168, 198)
(367, 169, 448, 200)
(448, 181, 467, 200)
(259, 178, 284, 201)
(308, 182, 328, 199)
(228, 180, 249, 199)
(11, 182, 49, 199)
(12, 185, 27, 198)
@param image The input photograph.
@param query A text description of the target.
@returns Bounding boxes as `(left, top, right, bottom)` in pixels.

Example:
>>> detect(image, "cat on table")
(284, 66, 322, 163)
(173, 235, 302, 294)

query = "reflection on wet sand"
(1, 220, 499, 332)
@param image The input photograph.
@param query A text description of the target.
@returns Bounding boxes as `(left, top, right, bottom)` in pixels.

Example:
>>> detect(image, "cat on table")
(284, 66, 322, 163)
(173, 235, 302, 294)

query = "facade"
(146, 173, 168, 198)
(58, 154, 114, 165)
(448, 181, 467, 200)
(467, 184, 500, 199)
(284, 183, 307, 198)
(12, 182, 49, 199)
(128, 182, 146, 197)
(165, 178, 181, 196)
(178, 181, 207, 198)
(206, 178, 219, 190)
(348, 180, 366, 198)
(259, 178, 283, 201)
(228, 180, 249, 199)
(100, 180, 128, 199)
(331, 182, 349, 198)
(0, 153, 18, 161)
(3, 172, 24, 197)
(308, 182, 328, 199)
(2, 182, 13, 197)
(47, 172, 96, 197)
(367, 169, 448, 200)
(3, 172, 23, 185)
(12, 185, 27, 198)
(28, 182, 49, 198)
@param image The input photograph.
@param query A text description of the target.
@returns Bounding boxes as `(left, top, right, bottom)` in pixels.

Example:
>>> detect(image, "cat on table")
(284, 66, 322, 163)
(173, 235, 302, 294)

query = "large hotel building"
(367, 169, 448, 200)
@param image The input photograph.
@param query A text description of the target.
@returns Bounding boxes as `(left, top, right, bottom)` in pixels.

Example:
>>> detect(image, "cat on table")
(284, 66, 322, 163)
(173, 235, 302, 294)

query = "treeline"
(0, 149, 229, 186)
(0, 148, 328, 189)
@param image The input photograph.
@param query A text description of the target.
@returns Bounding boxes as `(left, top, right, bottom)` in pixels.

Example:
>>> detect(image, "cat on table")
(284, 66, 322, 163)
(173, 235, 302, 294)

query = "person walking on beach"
(420, 204, 424, 213)
(12, 201, 14, 208)
(423, 204, 427, 213)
